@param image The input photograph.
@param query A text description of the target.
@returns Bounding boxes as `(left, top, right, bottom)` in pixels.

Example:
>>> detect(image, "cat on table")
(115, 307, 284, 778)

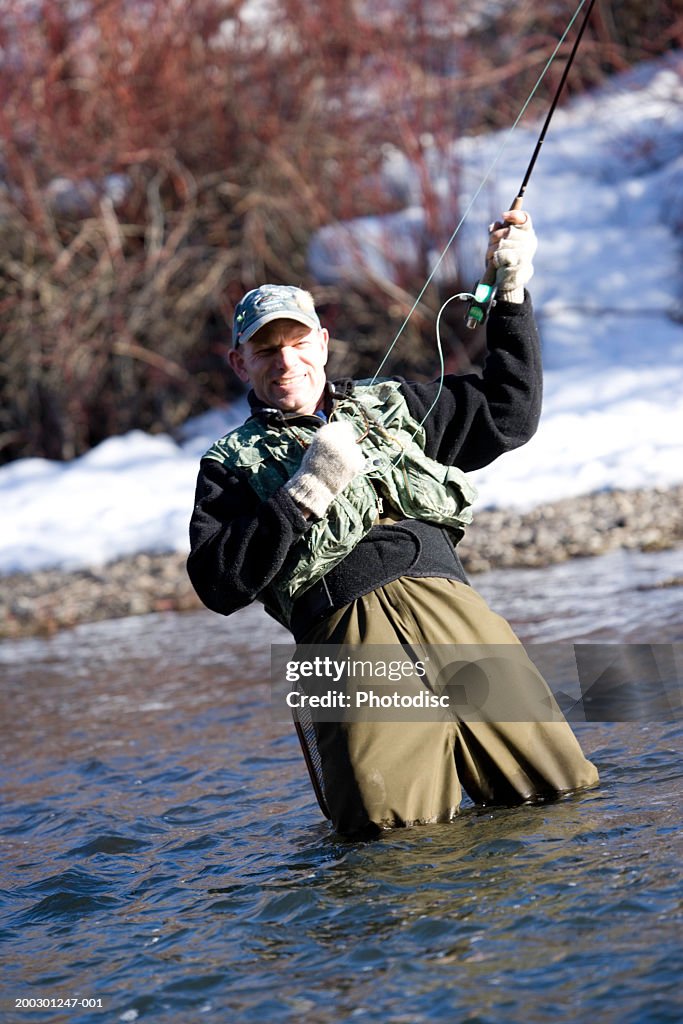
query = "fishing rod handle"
(465, 196, 525, 329)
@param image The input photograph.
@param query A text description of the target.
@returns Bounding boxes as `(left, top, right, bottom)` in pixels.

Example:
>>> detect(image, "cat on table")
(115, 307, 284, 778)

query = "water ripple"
(1, 559, 681, 1023)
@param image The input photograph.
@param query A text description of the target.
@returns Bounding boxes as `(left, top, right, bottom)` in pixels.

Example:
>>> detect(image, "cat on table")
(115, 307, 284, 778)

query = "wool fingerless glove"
(491, 215, 538, 303)
(284, 420, 365, 519)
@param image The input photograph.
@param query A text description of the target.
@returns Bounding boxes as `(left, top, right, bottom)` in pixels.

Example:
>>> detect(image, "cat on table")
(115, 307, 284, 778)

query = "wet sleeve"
(400, 293, 543, 471)
(186, 458, 311, 616)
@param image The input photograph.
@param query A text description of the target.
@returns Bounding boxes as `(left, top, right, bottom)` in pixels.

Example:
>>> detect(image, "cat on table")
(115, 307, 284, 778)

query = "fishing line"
(369, 0, 593, 388)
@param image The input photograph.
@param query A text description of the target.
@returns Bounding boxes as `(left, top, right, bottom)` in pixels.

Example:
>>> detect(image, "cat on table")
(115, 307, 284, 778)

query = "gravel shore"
(2, 484, 681, 639)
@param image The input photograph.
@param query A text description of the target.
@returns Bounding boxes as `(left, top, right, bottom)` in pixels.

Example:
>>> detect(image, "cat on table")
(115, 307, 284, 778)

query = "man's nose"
(276, 345, 298, 369)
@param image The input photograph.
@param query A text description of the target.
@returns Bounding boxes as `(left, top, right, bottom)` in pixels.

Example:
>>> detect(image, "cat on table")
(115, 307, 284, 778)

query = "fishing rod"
(370, 0, 599, 384)
(465, 0, 598, 329)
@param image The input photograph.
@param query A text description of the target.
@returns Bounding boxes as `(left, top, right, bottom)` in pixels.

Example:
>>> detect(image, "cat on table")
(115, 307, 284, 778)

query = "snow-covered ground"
(2, 55, 682, 575)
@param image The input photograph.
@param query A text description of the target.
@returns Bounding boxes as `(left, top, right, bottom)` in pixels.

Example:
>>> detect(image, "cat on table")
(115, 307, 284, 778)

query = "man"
(187, 210, 599, 835)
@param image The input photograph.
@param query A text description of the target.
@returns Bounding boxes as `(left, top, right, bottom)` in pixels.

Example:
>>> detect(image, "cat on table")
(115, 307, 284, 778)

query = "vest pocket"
(401, 456, 474, 521)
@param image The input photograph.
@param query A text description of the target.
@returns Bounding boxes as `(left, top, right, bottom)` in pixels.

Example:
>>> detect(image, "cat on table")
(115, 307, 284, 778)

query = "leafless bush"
(0, 0, 679, 460)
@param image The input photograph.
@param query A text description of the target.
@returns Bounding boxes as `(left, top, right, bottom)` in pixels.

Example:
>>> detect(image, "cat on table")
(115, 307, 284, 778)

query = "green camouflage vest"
(203, 380, 477, 626)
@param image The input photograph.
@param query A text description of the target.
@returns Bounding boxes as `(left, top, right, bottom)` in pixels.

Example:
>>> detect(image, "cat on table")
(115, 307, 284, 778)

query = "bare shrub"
(0, 0, 679, 460)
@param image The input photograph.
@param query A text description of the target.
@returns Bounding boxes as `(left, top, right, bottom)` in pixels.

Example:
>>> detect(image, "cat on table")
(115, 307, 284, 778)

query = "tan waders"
(300, 577, 599, 835)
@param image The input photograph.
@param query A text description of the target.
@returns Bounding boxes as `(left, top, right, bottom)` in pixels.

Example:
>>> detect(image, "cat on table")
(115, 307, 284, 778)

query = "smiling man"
(188, 211, 598, 836)
(228, 287, 330, 416)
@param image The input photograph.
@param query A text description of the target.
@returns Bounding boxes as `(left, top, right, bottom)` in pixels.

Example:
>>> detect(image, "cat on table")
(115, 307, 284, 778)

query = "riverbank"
(2, 484, 681, 639)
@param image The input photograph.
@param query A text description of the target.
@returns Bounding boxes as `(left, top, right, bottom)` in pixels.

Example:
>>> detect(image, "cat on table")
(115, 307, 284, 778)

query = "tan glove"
(284, 420, 365, 519)
(487, 210, 538, 303)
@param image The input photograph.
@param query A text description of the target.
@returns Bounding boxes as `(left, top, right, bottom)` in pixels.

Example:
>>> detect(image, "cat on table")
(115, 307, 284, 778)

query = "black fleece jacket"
(187, 294, 542, 621)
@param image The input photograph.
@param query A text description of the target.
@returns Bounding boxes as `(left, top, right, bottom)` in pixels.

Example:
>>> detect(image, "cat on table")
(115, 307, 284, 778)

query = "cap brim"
(233, 311, 320, 348)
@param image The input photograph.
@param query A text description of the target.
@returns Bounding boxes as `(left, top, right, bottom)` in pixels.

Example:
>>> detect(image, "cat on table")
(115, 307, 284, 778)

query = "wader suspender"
(293, 708, 330, 819)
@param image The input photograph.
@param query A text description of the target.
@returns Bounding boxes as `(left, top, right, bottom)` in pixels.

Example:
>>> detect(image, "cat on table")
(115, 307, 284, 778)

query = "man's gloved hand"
(486, 209, 538, 303)
(284, 420, 365, 519)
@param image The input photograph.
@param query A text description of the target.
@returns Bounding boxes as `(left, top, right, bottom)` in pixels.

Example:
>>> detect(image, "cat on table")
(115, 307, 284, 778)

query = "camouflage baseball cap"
(232, 284, 321, 348)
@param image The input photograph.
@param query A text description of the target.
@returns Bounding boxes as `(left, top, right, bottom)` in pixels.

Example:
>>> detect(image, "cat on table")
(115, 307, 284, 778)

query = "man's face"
(228, 319, 329, 415)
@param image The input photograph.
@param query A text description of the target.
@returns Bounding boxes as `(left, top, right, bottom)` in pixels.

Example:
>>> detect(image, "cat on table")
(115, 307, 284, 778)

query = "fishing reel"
(464, 275, 497, 329)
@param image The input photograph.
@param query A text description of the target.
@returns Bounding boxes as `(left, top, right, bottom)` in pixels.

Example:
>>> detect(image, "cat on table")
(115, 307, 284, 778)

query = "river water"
(1, 547, 682, 1024)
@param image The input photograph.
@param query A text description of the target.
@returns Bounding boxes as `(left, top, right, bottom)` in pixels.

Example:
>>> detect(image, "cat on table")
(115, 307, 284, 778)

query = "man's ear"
(320, 327, 330, 367)
(227, 347, 250, 384)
